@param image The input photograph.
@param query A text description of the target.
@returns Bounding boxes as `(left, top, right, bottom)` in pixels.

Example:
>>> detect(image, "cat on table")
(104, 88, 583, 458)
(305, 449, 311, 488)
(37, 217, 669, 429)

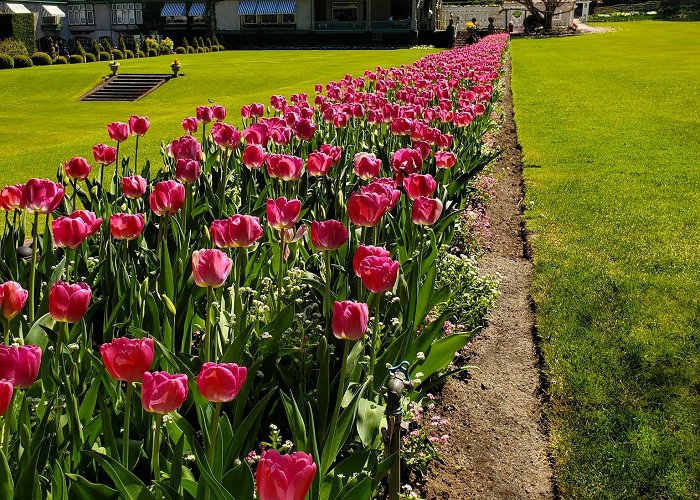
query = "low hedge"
(111, 49, 124, 60)
(137, 50, 145, 58)
(69, 54, 84, 64)
(0, 13, 35, 54)
(148, 48, 158, 57)
(98, 51, 110, 61)
(13, 54, 32, 67)
(85, 53, 96, 62)
(0, 53, 13, 69)
(187, 46, 195, 54)
(31, 52, 52, 65)
(125, 49, 134, 59)
(54, 56, 67, 64)
(176, 46, 186, 54)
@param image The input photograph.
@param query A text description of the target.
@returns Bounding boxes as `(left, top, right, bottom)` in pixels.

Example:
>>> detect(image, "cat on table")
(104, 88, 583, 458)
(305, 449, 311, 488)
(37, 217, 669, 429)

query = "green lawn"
(0, 48, 435, 183)
(512, 22, 700, 497)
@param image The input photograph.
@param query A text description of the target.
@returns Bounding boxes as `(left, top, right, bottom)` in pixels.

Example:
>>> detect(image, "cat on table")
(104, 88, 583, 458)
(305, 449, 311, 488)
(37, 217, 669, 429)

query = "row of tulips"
(0, 34, 509, 499)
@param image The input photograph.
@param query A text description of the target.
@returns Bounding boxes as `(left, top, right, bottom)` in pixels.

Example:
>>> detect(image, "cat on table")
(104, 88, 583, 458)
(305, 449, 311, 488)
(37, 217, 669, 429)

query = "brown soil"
(423, 57, 555, 499)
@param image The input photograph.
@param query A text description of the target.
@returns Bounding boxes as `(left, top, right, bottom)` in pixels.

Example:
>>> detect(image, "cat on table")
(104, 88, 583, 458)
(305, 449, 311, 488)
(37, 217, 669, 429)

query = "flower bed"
(0, 33, 508, 499)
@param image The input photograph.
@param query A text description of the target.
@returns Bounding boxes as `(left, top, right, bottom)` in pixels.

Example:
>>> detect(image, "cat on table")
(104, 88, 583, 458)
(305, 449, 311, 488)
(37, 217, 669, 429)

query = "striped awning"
(5, 3, 31, 13)
(237, 0, 257, 15)
(42, 4, 66, 16)
(255, 0, 276, 14)
(277, 0, 296, 14)
(160, 2, 186, 16)
(188, 2, 205, 15)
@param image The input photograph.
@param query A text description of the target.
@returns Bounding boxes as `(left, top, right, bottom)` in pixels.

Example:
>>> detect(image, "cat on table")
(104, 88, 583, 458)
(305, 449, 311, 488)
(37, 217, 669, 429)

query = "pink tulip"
(182, 117, 198, 134)
(358, 256, 400, 294)
(242, 144, 267, 170)
(49, 281, 92, 323)
(13, 345, 41, 389)
(353, 152, 381, 180)
(306, 152, 333, 177)
(256, 449, 316, 500)
(149, 180, 185, 217)
(192, 249, 233, 288)
(0, 185, 23, 211)
(352, 245, 390, 276)
(0, 282, 28, 321)
(310, 220, 348, 251)
(243, 123, 270, 147)
(211, 122, 240, 149)
(196, 362, 247, 403)
(93, 144, 117, 165)
(266, 154, 304, 181)
(122, 175, 148, 199)
(109, 213, 145, 240)
(100, 337, 155, 383)
(196, 106, 214, 123)
(141, 371, 188, 414)
(332, 301, 369, 340)
(129, 115, 150, 136)
(211, 105, 227, 121)
(412, 197, 443, 226)
(64, 157, 92, 180)
(210, 215, 263, 249)
(294, 118, 316, 141)
(21, 179, 64, 214)
(107, 122, 130, 142)
(266, 197, 302, 231)
(69, 210, 102, 237)
(0, 380, 13, 417)
(435, 151, 457, 169)
(347, 192, 389, 228)
(0, 346, 17, 381)
(52, 216, 88, 249)
(175, 159, 202, 184)
(171, 135, 202, 161)
(403, 174, 437, 201)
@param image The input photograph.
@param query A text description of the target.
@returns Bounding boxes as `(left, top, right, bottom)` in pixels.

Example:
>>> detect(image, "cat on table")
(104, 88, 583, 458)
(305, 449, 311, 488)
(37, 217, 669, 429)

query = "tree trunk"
(544, 8, 554, 31)
(206, 0, 217, 37)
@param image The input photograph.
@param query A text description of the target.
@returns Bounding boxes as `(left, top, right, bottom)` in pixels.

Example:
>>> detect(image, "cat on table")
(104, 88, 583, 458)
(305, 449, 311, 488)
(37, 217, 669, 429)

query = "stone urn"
(109, 60, 120, 77)
(171, 61, 181, 77)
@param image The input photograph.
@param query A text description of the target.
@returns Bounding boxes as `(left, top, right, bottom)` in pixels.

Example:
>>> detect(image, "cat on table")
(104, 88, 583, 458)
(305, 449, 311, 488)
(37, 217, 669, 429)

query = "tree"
(511, 0, 575, 31)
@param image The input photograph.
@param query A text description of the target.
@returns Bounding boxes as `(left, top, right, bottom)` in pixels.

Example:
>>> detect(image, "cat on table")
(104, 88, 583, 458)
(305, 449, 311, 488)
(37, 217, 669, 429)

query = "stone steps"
(81, 74, 173, 101)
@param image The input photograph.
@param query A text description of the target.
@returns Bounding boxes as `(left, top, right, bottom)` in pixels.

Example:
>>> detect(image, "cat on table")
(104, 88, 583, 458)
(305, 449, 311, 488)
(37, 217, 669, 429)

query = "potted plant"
(109, 59, 120, 77)
(171, 59, 181, 77)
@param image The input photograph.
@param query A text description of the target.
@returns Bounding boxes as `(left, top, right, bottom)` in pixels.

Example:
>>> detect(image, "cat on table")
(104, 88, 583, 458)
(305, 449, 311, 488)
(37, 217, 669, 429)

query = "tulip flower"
(242, 123, 270, 147)
(21, 179, 64, 214)
(266, 197, 302, 231)
(250, 103, 265, 117)
(256, 450, 316, 500)
(0, 185, 23, 211)
(352, 245, 391, 277)
(412, 197, 443, 226)
(361, 180, 401, 211)
(128, 115, 150, 136)
(311, 220, 348, 251)
(435, 151, 457, 169)
(0, 346, 17, 380)
(175, 159, 202, 184)
(192, 249, 233, 289)
(13, 345, 41, 389)
(210, 215, 263, 249)
(212, 105, 226, 121)
(52, 216, 88, 249)
(358, 255, 399, 294)
(242, 144, 266, 170)
(109, 213, 145, 241)
(196, 106, 213, 123)
(100, 337, 155, 383)
(0, 281, 28, 324)
(142, 371, 189, 485)
(107, 122, 130, 142)
(171, 135, 202, 161)
(353, 152, 382, 180)
(266, 154, 304, 181)
(93, 143, 117, 166)
(403, 173, 437, 200)
(270, 126, 292, 146)
(182, 116, 198, 134)
(391, 148, 423, 179)
(64, 157, 92, 181)
(347, 192, 390, 228)
(332, 301, 369, 341)
(306, 152, 333, 177)
(149, 180, 185, 217)
(196, 362, 247, 403)
(294, 118, 316, 141)
(49, 281, 92, 324)
(122, 175, 147, 199)
(211, 122, 240, 149)
(0, 380, 13, 417)
(320, 144, 342, 166)
(68, 210, 102, 237)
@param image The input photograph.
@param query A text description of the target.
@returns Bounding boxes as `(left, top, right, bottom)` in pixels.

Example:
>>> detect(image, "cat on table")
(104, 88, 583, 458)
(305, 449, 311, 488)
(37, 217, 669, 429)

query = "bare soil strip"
(424, 57, 555, 499)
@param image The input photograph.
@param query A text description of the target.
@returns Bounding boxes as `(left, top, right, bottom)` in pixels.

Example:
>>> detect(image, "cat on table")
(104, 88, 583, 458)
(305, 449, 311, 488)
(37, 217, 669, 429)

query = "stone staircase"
(81, 74, 173, 102)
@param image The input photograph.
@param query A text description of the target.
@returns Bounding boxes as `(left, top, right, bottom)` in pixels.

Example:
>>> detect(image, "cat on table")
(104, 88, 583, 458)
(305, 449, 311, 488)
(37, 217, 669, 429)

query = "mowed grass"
(0, 48, 436, 183)
(511, 22, 700, 497)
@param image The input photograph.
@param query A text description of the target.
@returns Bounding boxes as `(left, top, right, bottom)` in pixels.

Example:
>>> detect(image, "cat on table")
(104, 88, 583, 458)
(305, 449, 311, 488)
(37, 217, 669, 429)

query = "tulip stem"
(2, 406, 10, 456)
(369, 293, 381, 383)
(277, 231, 285, 307)
(28, 212, 39, 325)
(205, 286, 213, 362)
(207, 401, 222, 467)
(123, 383, 132, 469)
(324, 251, 332, 324)
(152, 413, 163, 497)
(133, 136, 139, 176)
(330, 341, 349, 437)
(2, 319, 8, 346)
(71, 178, 78, 211)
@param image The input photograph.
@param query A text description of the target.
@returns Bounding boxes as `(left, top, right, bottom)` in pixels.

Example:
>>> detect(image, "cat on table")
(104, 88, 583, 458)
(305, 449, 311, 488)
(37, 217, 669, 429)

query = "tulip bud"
(162, 294, 177, 316)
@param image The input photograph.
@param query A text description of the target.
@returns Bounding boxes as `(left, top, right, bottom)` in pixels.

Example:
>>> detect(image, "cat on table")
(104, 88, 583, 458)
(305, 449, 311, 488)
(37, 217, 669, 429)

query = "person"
(487, 16, 496, 34)
(446, 18, 455, 47)
(471, 17, 478, 28)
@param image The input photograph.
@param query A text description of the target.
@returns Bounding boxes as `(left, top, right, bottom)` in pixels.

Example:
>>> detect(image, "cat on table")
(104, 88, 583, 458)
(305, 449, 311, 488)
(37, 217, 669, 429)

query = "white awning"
(188, 2, 205, 16)
(238, 0, 257, 15)
(161, 2, 186, 16)
(42, 4, 66, 17)
(5, 3, 31, 13)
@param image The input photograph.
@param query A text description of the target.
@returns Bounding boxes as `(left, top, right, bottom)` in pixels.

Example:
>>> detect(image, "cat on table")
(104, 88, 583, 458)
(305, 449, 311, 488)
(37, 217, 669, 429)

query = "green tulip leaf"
(84, 450, 156, 500)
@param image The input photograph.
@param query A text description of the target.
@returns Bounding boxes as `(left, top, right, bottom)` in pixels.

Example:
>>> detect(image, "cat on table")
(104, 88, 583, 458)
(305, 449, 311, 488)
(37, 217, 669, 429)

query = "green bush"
(196, 47, 204, 53)
(160, 36, 174, 53)
(53, 55, 68, 64)
(181, 36, 189, 48)
(119, 34, 128, 55)
(148, 48, 158, 57)
(212, 34, 220, 46)
(187, 46, 195, 54)
(85, 52, 96, 62)
(98, 51, 110, 61)
(144, 37, 159, 52)
(91, 39, 100, 56)
(206, 37, 212, 48)
(31, 52, 52, 65)
(0, 13, 35, 54)
(0, 53, 13, 69)
(176, 46, 186, 54)
(111, 49, 124, 60)
(524, 14, 543, 33)
(13, 54, 32, 67)
(69, 54, 84, 64)
(0, 38, 28, 58)
(76, 40, 87, 58)
(210, 46, 219, 52)
(137, 50, 145, 58)
(125, 49, 134, 59)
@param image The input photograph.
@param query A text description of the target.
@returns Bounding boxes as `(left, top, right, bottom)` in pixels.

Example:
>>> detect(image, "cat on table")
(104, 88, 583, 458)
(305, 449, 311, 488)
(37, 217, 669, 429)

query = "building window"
(191, 15, 205, 24)
(260, 14, 278, 24)
(111, 3, 143, 25)
(551, 12, 562, 21)
(332, 1, 357, 21)
(281, 13, 295, 24)
(242, 14, 257, 25)
(165, 15, 187, 24)
(68, 4, 95, 25)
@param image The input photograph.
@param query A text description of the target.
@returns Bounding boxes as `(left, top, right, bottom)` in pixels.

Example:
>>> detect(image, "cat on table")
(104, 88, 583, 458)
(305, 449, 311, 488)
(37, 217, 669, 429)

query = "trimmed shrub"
(0, 13, 35, 54)
(176, 46, 186, 54)
(119, 34, 128, 55)
(217, 45, 225, 51)
(13, 54, 32, 67)
(85, 52, 96, 62)
(198, 36, 205, 47)
(54, 55, 68, 64)
(148, 48, 158, 57)
(187, 46, 195, 54)
(0, 53, 14, 69)
(137, 50, 145, 58)
(31, 52, 52, 65)
(125, 49, 134, 59)
(91, 39, 100, 57)
(76, 40, 87, 59)
(69, 54, 84, 64)
(196, 47, 204, 53)
(160, 36, 174, 53)
(212, 34, 220, 46)
(206, 37, 212, 48)
(193, 37, 200, 49)
(0, 38, 27, 58)
(210, 46, 219, 52)
(144, 37, 158, 53)
(98, 51, 110, 61)
(131, 38, 139, 55)
(111, 49, 124, 60)
(182, 36, 189, 48)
